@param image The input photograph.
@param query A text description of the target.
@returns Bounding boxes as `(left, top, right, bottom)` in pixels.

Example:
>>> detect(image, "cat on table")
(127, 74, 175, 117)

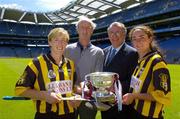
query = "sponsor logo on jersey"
(46, 80, 72, 94)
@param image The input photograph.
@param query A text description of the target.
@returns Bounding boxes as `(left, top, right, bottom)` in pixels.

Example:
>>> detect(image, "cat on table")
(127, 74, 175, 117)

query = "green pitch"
(0, 58, 179, 119)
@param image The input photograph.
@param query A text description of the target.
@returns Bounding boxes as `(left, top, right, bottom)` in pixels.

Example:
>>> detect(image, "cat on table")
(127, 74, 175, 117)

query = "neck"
(50, 52, 62, 65)
(138, 49, 151, 60)
(79, 41, 90, 48)
(112, 41, 124, 49)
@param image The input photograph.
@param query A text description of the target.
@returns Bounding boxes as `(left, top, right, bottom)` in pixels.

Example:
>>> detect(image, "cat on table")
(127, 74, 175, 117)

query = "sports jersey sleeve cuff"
(150, 90, 171, 106)
(15, 87, 30, 96)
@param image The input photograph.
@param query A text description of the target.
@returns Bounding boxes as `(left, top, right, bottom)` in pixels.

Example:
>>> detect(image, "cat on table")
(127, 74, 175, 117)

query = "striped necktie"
(107, 48, 116, 64)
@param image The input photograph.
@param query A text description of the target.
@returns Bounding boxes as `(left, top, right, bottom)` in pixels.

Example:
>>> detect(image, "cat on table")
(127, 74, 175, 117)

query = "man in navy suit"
(101, 22, 138, 119)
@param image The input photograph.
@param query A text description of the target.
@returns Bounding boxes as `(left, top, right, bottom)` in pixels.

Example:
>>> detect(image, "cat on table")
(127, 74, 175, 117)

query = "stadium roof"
(0, 0, 154, 25)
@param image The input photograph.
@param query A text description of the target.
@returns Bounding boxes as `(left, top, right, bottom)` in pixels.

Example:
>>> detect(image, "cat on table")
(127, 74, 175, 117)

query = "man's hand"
(69, 100, 81, 109)
(68, 94, 82, 109)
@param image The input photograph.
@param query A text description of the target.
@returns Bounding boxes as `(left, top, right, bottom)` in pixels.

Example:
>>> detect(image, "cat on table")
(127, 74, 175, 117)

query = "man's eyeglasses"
(108, 31, 120, 36)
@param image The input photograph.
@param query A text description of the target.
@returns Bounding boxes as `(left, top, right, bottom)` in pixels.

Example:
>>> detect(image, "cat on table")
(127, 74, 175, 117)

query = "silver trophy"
(82, 72, 122, 111)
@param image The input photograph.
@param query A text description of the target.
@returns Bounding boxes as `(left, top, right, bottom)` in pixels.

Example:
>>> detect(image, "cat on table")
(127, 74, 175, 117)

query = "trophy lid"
(85, 72, 119, 88)
(85, 72, 118, 77)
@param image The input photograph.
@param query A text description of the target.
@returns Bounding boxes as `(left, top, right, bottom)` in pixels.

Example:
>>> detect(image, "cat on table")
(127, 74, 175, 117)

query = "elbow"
(15, 87, 28, 96)
(151, 90, 171, 106)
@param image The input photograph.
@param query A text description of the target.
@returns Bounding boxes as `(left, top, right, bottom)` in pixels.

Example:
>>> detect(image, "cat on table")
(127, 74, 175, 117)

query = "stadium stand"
(159, 37, 180, 64)
(0, 0, 179, 63)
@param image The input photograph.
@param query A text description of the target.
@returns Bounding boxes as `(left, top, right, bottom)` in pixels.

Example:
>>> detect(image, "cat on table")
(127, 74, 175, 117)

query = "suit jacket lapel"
(104, 46, 111, 66)
(104, 43, 127, 67)
(108, 43, 126, 65)
(115, 43, 126, 58)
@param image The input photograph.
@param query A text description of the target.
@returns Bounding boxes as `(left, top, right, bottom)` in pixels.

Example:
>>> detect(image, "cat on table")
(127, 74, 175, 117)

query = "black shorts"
(130, 108, 164, 119)
(34, 112, 75, 119)
(101, 104, 131, 119)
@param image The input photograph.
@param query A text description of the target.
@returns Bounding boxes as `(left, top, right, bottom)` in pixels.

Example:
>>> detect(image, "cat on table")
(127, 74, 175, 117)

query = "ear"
(48, 40, 52, 47)
(90, 29, 94, 34)
(149, 36, 153, 41)
(77, 28, 80, 34)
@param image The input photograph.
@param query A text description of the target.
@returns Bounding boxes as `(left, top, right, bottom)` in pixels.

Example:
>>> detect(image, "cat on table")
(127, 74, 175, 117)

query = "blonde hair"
(48, 28, 69, 42)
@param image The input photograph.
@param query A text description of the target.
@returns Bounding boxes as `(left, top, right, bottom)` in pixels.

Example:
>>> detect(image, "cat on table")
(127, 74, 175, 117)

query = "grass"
(0, 58, 179, 119)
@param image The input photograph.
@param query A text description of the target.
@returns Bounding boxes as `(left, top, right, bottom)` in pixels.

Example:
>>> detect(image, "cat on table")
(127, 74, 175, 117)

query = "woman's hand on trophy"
(122, 93, 135, 105)
(74, 83, 92, 99)
(74, 82, 89, 94)
(106, 84, 115, 93)
(74, 85, 82, 95)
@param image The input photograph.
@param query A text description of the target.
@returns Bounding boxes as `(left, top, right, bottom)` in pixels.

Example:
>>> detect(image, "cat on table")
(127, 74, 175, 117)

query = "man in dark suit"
(101, 22, 138, 119)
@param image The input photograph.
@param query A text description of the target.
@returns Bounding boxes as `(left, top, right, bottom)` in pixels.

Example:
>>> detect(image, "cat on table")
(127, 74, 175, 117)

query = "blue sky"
(0, 0, 73, 12)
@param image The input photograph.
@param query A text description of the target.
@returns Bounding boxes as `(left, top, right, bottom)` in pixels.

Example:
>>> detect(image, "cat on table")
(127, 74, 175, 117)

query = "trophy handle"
(82, 78, 93, 99)
(108, 73, 119, 93)
(114, 74, 119, 81)
(114, 78, 122, 111)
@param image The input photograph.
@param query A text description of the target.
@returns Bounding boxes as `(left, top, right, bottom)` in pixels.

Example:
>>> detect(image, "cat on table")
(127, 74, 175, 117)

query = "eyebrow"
(132, 34, 145, 38)
(108, 30, 121, 33)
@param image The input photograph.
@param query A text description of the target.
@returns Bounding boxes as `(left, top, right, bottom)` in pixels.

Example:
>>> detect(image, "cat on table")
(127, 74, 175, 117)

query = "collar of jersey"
(46, 53, 67, 67)
(138, 51, 157, 63)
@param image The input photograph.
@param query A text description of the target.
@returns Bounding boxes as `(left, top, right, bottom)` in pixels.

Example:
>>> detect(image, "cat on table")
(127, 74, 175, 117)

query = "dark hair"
(129, 25, 164, 57)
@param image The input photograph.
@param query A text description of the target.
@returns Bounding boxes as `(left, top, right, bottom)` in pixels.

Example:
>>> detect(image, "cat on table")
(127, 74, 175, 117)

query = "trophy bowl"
(84, 72, 119, 102)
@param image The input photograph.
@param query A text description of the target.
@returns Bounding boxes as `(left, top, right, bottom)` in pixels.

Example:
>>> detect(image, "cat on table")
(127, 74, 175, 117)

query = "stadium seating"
(0, 0, 179, 64)
(159, 37, 180, 64)
(0, 46, 15, 57)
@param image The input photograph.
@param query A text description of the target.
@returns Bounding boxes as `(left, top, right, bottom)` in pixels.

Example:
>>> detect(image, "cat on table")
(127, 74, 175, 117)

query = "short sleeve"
(150, 60, 171, 105)
(15, 59, 38, 95)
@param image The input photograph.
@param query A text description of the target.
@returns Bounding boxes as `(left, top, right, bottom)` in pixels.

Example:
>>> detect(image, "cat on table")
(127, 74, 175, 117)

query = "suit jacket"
(103, 43, 138, 95)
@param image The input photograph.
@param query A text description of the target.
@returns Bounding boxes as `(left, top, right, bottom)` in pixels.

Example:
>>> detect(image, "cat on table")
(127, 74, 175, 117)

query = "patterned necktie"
(107, 48, 116, 64)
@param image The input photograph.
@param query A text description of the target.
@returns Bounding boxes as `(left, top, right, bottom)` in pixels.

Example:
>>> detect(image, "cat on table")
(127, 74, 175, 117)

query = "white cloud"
(0, 3, 24, 10)
(36, 0, 72, 11)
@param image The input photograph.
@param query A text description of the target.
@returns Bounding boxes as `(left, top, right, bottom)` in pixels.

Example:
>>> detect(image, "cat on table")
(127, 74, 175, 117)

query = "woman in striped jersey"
(123, 25, 171, 119)
(15, 28, 80, 119)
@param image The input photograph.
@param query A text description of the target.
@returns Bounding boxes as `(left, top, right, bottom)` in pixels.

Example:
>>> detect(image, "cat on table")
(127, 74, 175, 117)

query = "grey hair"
(107, 22, 127, 35)
(76, 16, 96, 30)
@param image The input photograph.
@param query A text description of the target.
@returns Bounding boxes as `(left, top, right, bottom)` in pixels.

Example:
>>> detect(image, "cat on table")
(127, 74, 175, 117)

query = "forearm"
(133, 93, 155, 101)
(123, 92, 156, 105)
(19, 89, 47, 100)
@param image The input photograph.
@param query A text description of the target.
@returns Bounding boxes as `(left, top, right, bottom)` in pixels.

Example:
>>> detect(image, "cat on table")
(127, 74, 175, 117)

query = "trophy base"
(92, 92, 115, 102)
(94, 102, 111, 111)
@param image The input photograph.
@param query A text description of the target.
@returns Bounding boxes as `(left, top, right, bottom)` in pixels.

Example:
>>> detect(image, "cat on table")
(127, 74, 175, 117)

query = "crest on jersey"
(48, 70, 56, 79)
(17, 71, 27, 85)
(159, 73, 168, 91)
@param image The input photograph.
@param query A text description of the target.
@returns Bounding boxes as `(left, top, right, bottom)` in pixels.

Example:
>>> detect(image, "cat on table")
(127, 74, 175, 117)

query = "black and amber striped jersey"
(130, 51, 171, 118)
(15, 53, 76, 115)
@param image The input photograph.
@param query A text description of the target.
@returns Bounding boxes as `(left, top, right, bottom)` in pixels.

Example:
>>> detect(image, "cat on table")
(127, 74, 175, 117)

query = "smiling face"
(131, 29, 152, 55)
(49, 36, 68, 54)
(48, 28, 69, 55)
(77, 20, 94, 47)
(108, 23, 126, 48)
